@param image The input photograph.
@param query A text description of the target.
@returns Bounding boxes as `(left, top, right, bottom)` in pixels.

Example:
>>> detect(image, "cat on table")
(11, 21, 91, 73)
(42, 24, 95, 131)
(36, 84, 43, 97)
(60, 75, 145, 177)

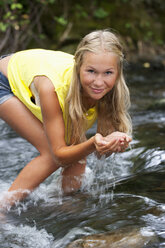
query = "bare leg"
(62, 161, 86, 193)
(0, 96, 87, 203)
(0, 96, 59, 204)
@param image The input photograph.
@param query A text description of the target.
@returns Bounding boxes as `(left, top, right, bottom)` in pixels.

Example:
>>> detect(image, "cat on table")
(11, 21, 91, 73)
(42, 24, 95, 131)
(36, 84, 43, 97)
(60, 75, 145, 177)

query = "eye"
(105, 71, 113, 75)
(87, 69, 95, 73)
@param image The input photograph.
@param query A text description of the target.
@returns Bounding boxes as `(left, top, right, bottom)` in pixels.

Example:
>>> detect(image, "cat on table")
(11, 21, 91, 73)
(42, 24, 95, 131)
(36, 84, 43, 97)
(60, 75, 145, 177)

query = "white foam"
(140, 227, 155, 237)
(0, 223, 54, 248)
(0, 171, 63, 214)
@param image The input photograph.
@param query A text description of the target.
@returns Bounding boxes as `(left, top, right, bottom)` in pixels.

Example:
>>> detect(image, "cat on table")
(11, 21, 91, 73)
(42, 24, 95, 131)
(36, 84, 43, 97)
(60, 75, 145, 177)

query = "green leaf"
(94, 8, 109, 19)
(11, 3, 23, 10)
(125, 23, 132, 28)
(4, 11, 12, 19)
(75, 4, 88, 18)
(0, 22, 8, 32)
(54, 16, 67, 26)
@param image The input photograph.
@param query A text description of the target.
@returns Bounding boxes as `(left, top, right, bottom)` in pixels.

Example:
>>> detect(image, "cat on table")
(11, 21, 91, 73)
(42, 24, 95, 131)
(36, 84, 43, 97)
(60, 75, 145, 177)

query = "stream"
(0, 63, 165, 247)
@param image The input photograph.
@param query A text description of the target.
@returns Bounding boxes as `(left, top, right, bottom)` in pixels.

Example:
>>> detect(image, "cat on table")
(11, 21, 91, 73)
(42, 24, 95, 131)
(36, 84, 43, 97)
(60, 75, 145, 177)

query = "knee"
(62, 162, 86, 176)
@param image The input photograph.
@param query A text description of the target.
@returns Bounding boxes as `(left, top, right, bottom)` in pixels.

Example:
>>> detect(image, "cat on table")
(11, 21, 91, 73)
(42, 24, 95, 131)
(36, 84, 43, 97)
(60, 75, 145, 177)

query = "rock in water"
(67, 227, 158, 248)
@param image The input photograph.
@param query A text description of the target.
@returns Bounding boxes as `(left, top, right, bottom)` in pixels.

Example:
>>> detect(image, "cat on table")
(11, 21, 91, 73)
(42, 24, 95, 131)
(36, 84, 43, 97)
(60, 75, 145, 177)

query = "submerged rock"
(67, 227, 158, 248)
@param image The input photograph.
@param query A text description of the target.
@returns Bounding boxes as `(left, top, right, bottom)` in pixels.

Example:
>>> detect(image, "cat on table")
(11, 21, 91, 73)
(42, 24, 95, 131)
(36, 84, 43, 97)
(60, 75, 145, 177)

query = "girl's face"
(79, 51, 119, 107)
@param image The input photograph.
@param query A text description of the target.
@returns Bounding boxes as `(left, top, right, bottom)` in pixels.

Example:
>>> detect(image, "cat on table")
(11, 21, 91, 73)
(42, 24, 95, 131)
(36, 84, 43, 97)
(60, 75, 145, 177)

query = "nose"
(93, 74, 104, 87)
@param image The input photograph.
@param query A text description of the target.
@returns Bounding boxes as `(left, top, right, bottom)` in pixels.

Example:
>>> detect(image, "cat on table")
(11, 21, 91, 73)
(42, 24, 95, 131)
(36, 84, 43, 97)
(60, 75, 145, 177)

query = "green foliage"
(54, 16, 68, 26)
(125, 23, 132, 29)
(93, 8, 109, 19)
(75, 4, 88, 19)
(0, 0, 164, 55)
(0, 22, 8, 32)
(10, 3, 23, 10)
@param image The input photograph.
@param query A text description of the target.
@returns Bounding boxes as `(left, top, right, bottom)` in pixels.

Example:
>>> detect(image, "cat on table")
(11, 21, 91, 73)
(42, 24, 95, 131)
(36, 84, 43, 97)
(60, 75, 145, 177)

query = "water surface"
(0, 65, 165, 247)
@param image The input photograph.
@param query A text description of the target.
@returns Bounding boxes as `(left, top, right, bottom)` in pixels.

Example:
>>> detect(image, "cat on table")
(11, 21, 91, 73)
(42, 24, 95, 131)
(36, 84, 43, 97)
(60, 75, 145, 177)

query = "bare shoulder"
(33, 75, 62, 114)
(0, 55, 13, 77)
(33, 76, 55, 93)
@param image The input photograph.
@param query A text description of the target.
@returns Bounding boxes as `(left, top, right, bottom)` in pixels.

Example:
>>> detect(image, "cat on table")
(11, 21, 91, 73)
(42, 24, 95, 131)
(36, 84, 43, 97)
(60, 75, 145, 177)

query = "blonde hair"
(65, 29, 132, 144)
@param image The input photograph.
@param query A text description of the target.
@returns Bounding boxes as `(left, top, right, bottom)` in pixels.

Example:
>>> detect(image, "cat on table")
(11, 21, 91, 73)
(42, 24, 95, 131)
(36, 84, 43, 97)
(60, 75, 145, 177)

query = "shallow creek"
(0, 65, 165, 247)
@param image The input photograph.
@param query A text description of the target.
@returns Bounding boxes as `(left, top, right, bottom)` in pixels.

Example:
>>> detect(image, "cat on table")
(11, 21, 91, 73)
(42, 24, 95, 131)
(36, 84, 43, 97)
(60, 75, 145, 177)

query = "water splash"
(0, 223, 54, 248)
(0, 171, 63, 216)
(82, 153, 127, 205)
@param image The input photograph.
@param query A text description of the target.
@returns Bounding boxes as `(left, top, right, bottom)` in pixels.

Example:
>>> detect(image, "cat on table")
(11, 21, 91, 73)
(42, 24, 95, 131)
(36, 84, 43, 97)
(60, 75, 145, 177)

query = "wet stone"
(67, 227, 158, 248)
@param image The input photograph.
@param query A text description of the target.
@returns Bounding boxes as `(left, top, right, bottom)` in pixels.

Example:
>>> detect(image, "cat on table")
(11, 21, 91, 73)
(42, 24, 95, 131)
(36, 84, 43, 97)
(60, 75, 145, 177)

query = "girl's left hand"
(104, 131, 132, 151)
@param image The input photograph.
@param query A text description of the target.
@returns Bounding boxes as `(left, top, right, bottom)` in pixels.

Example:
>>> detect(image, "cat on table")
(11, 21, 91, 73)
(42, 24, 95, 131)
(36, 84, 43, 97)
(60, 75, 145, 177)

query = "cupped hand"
(94, 132, 132, 156)
(104, 131, 132, 150)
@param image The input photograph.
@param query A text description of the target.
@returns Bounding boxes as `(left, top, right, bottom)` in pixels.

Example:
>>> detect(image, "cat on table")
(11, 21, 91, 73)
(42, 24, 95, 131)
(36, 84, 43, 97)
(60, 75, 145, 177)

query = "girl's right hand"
(94, 133, 119, 156)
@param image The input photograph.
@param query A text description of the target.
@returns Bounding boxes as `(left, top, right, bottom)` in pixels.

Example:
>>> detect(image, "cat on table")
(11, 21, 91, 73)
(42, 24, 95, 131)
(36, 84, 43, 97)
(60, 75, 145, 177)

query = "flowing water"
(0, 64, 165, 247)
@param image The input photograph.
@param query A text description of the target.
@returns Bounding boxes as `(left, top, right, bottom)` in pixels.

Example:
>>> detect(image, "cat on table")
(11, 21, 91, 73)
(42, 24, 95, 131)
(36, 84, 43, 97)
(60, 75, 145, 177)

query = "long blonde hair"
(65, 29, 132, 144)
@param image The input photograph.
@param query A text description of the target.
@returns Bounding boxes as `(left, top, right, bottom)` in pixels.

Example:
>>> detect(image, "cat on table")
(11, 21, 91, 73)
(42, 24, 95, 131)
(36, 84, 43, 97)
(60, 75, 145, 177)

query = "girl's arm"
(34, 76, 96, 166)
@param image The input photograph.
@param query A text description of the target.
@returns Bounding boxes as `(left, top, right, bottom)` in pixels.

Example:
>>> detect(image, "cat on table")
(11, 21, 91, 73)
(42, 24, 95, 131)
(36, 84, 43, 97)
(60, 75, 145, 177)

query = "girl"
(0, 29, 132, 206)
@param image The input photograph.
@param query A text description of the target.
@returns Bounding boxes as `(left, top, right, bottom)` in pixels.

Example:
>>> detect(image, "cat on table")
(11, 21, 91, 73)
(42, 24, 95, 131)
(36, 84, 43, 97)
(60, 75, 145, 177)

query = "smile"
(91, 88, 104, 94)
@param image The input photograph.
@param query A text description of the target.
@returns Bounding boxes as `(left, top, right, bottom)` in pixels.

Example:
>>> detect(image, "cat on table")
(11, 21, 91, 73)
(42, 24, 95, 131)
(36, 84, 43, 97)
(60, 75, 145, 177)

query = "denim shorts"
(0, 55, 14, 105)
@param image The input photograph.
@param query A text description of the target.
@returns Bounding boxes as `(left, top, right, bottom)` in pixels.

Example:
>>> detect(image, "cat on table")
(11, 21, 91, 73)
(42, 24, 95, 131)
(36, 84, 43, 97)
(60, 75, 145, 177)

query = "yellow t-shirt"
(7, 49, 97, 140)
